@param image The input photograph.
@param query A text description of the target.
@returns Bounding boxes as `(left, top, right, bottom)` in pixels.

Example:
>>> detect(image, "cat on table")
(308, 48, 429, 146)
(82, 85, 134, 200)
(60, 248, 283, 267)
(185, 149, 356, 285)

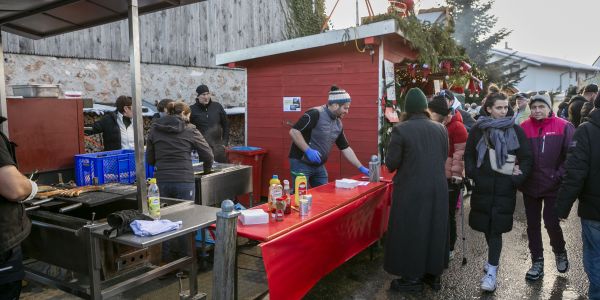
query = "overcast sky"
(326, 0, 600, 65)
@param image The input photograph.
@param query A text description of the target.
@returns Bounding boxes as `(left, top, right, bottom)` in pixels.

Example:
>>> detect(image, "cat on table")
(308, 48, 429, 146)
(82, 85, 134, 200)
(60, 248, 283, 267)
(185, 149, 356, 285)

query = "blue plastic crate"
(75, 150, 136, 186)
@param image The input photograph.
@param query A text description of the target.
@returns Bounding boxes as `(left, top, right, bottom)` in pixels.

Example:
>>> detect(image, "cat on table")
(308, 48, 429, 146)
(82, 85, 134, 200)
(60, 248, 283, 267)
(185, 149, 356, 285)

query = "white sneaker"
(483, 262, 490, 274)
(481, 265, 497, 292)
(449, 250, 454, 260)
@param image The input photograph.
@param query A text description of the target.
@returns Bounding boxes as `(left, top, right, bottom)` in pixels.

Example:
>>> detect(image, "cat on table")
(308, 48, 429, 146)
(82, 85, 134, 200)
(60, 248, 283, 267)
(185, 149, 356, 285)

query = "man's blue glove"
(304, 148, 322, 164)
(359, 166, 370, 176)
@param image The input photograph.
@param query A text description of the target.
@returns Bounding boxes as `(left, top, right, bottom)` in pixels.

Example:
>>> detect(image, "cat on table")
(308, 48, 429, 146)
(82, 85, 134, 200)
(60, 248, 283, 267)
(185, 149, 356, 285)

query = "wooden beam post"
(213, 200, 240, 300)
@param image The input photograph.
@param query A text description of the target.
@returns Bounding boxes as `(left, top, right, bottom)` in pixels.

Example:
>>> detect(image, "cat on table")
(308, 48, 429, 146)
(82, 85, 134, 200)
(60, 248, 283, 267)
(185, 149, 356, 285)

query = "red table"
(236, 169, 394, 299)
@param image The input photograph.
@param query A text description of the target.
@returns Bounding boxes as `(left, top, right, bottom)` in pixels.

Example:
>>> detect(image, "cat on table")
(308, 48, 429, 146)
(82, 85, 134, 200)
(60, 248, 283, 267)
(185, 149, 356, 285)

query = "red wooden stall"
(217, 20, 416, 198)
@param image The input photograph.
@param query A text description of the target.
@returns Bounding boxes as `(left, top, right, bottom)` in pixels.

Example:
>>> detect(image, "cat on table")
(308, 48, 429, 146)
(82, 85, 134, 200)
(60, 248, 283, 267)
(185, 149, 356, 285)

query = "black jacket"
(384, 115, 449, 278)
(0, 122, 31, 254)
(146, 115, 214, 183)
(556, 109, 600, 221)
(568, 95, 587, 128)
(190, 100, 229, 147)
(464, 123, 533, 234)
(458, 108, 475, 132)
(89, 112, 122, 151)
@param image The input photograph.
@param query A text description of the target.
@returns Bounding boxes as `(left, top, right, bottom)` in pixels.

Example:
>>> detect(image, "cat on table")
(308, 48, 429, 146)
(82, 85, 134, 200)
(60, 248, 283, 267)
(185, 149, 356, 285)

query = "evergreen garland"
(363, 14, 463, 69)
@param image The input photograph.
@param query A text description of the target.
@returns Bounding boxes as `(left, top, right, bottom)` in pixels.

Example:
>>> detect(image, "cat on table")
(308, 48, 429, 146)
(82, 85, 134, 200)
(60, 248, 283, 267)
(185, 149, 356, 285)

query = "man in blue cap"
(288, 85, 369, 188)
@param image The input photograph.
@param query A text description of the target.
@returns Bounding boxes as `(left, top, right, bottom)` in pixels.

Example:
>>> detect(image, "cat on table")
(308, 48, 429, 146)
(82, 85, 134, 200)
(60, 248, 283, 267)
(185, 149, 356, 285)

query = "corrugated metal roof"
(216, 19, 405, 65)
(0, 0, 205, 39)
(491, 48, 600, 72)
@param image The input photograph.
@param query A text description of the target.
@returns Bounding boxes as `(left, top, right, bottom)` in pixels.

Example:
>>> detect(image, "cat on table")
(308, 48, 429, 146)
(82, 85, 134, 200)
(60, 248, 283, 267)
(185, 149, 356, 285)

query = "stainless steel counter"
(194, 162, 252, 206)
(92, 202, 220, 247)
(25, 200, 219, 300)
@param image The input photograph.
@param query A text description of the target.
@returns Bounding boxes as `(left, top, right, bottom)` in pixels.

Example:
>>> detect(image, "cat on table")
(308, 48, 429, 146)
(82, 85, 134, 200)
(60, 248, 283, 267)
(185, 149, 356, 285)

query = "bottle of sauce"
(294, 173, 307, 206)
(283, 180, 291, 214)
(275, 195, 286, 222)
(268, 175, 282, 218)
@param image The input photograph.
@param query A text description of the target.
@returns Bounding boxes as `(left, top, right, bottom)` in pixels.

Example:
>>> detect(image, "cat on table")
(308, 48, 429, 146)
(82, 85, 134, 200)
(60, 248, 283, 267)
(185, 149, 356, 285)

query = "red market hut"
(217, 20, 417, 197)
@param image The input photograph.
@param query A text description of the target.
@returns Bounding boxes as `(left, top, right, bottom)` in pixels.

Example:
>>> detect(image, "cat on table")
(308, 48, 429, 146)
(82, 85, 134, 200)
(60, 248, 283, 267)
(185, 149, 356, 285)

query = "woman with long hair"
(464, 85, 533, 292)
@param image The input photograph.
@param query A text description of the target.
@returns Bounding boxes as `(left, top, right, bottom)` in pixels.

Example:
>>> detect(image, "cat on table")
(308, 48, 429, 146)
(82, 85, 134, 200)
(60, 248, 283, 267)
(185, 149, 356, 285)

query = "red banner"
(260, 185, 392, 300)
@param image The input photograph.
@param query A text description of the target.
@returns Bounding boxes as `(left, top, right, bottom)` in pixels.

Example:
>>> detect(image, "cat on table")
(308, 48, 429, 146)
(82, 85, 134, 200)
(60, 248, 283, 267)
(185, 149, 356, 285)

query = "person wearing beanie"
(384, 88, 450, 292)
(288, 85, 369, 188)
(569, 84, 598, 127)
(430, 91, 469, 262)
(581, 84, 599, 122)
(437, 89, 476, 132)
(190, 84, 229, 162)
(557, 85, 600, 300)
(428, 95, 450, 123)
(518, 91, 575, 281)
(464, 88, 533, 292)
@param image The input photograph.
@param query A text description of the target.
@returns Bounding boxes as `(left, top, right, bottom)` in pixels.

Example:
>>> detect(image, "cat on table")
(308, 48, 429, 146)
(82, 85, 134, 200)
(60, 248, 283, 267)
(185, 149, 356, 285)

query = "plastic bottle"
(283, 180, 291, 214)
(268, 175, 283, 218)
(275, 195, 286, 222)
(294, 173, 308, 206)
(147, 178, 161, 219)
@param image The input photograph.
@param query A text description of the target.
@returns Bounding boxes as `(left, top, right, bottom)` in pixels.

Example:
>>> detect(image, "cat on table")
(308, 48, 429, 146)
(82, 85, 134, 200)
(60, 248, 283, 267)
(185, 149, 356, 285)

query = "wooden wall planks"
(1, 0, 291, 67)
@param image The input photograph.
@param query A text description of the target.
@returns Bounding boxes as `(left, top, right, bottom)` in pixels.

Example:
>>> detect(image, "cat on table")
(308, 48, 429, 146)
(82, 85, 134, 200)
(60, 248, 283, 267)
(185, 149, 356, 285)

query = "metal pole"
(356, 0, 359, 26)
(128, 0, 148, 213)
(213, 200, 240, 300)
(0, 31, 9, 137)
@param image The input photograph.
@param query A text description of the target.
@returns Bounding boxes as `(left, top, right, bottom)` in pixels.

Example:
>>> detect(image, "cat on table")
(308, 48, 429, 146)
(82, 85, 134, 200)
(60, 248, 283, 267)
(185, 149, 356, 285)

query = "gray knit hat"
(530, 93, 552, 110)
(328, 85, 351, 104)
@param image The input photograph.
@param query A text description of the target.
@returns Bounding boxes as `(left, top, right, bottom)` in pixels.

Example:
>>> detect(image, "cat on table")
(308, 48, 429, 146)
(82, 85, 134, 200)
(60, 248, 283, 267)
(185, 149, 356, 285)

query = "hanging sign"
(283, 97, 301, 112)
(384, 60, 396, 101)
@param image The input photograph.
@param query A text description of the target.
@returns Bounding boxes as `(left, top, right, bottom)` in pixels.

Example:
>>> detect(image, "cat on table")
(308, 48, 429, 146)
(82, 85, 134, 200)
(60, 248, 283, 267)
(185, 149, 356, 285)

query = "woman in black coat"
(464, 85, 532, 292)
(384, 88, 449, 292)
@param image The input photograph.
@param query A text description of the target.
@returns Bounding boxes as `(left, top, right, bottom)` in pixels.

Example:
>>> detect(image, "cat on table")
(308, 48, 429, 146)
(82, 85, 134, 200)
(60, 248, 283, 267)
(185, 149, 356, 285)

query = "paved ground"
(22, 191, 590, 299)
(305, 191, 590, 300)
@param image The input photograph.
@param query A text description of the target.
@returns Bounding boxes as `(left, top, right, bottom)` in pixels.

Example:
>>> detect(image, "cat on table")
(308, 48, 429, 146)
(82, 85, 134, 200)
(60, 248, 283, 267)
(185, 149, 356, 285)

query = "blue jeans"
(582, 218, 600, 300)
(158, 182, 195, 201)
(289, 158, 328, 190)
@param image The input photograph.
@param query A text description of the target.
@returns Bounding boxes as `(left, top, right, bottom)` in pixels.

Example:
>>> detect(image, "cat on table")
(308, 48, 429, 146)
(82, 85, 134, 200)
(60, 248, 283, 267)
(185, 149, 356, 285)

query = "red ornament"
(407, 63, 417, 78)
(468, 78, 476, 93)
(460, 61, 472, 74)
(422, 64, 431, 78)
(402, 0, 414, 11)
(439, 61, 452, 75)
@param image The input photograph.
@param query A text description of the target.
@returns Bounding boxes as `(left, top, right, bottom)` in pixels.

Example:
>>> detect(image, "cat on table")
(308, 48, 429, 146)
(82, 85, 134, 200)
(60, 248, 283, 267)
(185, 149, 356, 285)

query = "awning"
(0, 0, 205, 39)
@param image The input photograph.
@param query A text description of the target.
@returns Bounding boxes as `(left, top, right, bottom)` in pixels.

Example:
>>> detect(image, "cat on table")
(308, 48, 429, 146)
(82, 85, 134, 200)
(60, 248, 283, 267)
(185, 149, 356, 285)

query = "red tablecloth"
(232, 167, 395, 300)
(260, 184, 392, 299)
(236, 181, 387, 241)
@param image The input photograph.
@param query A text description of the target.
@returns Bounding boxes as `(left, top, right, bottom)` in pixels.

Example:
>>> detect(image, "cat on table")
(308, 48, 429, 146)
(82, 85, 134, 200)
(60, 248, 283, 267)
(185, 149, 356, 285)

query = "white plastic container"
(335, 178, 359, 189)
(239, 209, 269, 225)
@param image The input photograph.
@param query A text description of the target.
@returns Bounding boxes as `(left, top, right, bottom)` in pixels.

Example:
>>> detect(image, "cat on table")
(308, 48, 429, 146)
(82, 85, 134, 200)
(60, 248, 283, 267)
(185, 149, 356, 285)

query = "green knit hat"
(404, 88, 428, 113)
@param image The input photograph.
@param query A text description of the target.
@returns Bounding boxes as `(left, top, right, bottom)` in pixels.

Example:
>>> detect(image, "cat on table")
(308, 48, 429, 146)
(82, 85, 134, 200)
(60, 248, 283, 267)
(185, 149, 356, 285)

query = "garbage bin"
(226, 146, 268, 207)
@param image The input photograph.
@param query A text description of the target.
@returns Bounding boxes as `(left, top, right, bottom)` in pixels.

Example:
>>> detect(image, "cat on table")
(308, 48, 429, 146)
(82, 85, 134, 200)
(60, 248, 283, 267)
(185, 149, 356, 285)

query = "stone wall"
(4, 53, 246, 107)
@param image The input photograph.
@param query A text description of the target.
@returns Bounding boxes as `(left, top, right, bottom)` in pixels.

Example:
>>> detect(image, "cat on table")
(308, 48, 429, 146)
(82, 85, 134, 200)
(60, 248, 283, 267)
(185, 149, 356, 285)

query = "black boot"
(423, 273, 442, 291)
(390, 277, 424, 292)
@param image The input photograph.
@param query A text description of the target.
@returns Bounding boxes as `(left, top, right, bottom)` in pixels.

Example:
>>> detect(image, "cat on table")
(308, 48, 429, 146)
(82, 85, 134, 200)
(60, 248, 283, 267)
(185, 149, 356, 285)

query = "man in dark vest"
(288, 85, 370, 188)
(190, 85, 229, 162)
(0, 117, 38, 299)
